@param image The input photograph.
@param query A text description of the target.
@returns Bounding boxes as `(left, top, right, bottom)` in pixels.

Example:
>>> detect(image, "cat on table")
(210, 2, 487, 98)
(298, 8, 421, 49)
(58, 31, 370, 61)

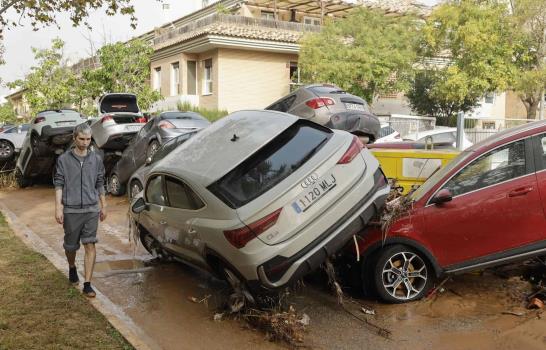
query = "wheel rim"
(0, 142, 11, 157)
(110, 175, 120, 194)
(130, 182, 142, 199)
(148, 142, 159, 158)
(382, 251, 427, 300)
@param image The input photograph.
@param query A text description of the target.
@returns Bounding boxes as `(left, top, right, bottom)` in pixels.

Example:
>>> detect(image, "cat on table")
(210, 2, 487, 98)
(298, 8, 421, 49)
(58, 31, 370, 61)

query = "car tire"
(0, 140, 14, 160)
(30, 132, 41, 157)
(15, 168, 31, 188)
(139, 228, 170, 262)
(146, 140, 160, 160)
(221, 265, 256, 307)
(128, 179, 143, 200)
(108, 173, 125, 196)
(373, 244, 433, 303)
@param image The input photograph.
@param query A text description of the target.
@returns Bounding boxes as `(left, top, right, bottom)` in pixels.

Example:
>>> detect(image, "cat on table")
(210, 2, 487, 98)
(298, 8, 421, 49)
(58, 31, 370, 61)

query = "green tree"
(417, 0, 516, 116)
(8, 38, 75, 114)
(509, 0, 546, 119)
(298, 7, 419, 103)
(407, 69, 479, 123)
(0, 0, 138, 29)
(0, 101, 16, 123)
(92, 39, 162, 110)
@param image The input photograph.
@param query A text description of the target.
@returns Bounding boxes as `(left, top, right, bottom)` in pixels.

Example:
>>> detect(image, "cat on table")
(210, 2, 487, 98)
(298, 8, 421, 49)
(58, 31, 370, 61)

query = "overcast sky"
(0, 0, 438, 99)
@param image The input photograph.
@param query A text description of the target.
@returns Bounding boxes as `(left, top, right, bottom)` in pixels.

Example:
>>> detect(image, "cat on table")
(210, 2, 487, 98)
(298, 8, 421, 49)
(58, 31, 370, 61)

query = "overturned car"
(130, 110, 389, 294)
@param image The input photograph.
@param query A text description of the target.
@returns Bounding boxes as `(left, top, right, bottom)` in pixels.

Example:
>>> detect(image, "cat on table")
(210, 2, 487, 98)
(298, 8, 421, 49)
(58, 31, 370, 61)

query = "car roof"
(152, 110, 299, 187)
(405, 127, 456, 140)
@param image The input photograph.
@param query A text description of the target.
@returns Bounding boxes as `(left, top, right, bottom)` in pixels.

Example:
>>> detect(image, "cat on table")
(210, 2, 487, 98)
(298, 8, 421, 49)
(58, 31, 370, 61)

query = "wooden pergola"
(247, 0, 356, 23)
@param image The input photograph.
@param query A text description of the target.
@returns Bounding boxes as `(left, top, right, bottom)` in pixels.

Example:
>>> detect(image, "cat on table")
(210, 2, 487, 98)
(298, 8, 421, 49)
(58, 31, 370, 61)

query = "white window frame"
(203, 59, 213, 95)
(153, 67, 162, 93)
(170, 62, 180, 96)
(303, 16, 321, 26)
(261, 11, 275, 20)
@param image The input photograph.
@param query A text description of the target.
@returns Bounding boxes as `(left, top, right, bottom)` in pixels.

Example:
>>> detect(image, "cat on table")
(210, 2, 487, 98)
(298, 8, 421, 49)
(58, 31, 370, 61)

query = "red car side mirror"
(431, 189, 453, 205)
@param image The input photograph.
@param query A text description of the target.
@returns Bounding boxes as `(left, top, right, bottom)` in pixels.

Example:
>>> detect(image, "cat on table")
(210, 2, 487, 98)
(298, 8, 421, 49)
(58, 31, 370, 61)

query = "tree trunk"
(527, 99, 540, 120)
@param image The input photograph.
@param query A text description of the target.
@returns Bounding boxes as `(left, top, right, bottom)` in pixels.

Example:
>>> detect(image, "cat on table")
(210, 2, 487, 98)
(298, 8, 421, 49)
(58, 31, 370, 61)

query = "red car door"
(423, 139, 544, 267)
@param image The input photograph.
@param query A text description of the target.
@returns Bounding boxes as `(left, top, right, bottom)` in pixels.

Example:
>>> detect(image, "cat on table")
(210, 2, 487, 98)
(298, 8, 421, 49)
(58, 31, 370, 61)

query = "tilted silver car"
(91, 93, 147, 150)
(266, 84, 381, 143)
(110, 130, 199, 197)
(16, 110, 86, 187)
(0, 124, 30, 161)
(130, 110, 390, 294)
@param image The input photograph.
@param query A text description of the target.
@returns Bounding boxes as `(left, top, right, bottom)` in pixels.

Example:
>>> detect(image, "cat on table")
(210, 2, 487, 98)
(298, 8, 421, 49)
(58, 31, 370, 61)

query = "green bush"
(176, 101, 228, 122)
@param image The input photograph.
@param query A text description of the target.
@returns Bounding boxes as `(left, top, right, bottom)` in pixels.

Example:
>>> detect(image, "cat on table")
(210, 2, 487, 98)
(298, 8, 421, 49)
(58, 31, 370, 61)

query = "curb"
(0, 203, 163, 350)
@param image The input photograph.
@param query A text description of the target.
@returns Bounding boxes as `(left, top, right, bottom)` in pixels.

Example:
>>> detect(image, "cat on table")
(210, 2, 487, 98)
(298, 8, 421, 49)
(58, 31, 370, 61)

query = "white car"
(16, 110, 86, 187)
(404, 127, 473, 150)
(90, 93, 146, 150)
(0, 124, 30, 160)
(375, 123, 401, 143)
(130, 110, 390, 296)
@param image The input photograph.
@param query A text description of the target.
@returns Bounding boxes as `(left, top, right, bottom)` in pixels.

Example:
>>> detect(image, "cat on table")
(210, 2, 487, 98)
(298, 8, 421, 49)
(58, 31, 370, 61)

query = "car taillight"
(34, 116, 45, 124)
(158, 120, 175, 129)
(135, 117, 147, 123)
(338, 136, 364, 164)
(223, 208, 282, 249)
(305, 97, 335, 109)
(101, 115, 113, 123)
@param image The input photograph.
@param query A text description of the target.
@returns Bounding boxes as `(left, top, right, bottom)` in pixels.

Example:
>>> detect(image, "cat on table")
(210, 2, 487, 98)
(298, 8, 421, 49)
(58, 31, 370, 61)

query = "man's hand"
(100, 207, 107, 222)
(55, 207, 64, 225)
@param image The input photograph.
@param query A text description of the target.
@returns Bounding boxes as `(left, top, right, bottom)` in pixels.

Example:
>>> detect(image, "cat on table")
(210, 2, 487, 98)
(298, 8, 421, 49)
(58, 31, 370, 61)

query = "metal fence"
(378, 115, 436, 138)
(463, 118, 539, 144)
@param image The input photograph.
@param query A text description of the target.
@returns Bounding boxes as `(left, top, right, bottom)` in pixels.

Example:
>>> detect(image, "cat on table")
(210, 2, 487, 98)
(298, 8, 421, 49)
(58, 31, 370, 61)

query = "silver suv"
(130, 110, 390, 294)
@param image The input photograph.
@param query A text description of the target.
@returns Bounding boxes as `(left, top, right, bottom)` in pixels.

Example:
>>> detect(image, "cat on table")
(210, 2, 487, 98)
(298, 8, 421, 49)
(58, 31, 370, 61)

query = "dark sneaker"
(69, 266, 79, 284)
(83, 282, 96, 298)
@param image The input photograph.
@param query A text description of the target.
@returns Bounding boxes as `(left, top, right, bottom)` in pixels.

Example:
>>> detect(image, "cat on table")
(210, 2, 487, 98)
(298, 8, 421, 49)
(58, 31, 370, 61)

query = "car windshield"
(410, 150, 474, 201)
(161, 112, 206, 121)
(150, 132, 196, 164)
(208, 121, 333, 209)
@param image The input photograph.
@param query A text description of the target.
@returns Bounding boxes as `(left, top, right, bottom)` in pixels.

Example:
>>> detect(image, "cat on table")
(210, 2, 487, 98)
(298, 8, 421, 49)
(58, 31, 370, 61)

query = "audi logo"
(301, 173, 319, 188)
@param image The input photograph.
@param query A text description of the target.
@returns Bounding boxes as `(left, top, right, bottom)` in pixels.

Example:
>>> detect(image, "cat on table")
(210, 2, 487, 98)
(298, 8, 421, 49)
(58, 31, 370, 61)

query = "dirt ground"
(1, 186, 545, 350)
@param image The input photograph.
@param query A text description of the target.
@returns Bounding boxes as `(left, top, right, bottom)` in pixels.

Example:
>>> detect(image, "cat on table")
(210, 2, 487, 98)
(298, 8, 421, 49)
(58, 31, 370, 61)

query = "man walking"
(54, 123, 107, 297)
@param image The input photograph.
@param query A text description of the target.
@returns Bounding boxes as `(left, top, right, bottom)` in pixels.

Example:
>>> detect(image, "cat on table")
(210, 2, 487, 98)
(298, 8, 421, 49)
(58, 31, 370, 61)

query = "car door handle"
(508, 186, 533, 197)
(188, 228, 197, 234)
(159, 220, 167, 225)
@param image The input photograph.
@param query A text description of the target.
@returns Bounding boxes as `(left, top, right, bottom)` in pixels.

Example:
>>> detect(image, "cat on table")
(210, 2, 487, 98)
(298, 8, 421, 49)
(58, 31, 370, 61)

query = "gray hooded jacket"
(54, 149, 105, 213)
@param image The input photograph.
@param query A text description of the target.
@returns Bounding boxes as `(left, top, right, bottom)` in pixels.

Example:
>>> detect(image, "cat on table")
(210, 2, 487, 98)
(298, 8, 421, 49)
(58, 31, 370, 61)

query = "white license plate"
(125, 125, 141, 131)
(345, 103, 365, 111)
(292, 173, 337, 213)
(56, 121, 75, 126)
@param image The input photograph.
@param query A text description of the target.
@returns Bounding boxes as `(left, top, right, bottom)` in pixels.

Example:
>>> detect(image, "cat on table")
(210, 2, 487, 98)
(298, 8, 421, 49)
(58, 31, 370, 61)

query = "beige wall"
(505, 90, 528, 119)
(217, 48, 298, 112)
(195, 49, 219, 111)
(151, 54, 186, 98)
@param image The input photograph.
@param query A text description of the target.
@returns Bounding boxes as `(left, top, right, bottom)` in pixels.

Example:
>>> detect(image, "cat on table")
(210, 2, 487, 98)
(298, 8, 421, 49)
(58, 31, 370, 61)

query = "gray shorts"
(63, 212, 99, 252)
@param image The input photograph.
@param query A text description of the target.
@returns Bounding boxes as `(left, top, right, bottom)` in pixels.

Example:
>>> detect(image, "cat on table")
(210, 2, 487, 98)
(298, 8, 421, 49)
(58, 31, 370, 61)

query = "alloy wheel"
(109, 174, 120, 195)
(130, 181, 143, 199)
(0, 141, 12, 158)
(381, 251, 428, 301)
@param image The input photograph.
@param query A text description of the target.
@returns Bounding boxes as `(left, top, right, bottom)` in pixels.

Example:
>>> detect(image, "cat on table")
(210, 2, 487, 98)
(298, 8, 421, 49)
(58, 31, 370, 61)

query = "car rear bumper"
(95, 124, 142, 149)
(326, 112, 381, 141)
(252, 168, 389, 290)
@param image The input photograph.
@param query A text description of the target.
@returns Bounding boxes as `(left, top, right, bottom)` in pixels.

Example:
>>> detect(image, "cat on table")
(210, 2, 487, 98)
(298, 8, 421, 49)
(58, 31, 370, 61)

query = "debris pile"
(0, 160, 16, 189)
(380, 182, 413, 234)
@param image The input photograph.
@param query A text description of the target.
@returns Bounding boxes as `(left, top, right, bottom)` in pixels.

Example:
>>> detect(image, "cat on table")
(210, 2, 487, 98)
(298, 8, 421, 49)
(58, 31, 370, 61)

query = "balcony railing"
(153, 14, 322, 46)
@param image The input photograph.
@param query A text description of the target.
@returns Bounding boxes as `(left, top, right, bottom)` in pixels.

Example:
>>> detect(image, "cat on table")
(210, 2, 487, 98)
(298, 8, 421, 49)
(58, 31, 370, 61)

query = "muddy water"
(2, 187, 546, 350)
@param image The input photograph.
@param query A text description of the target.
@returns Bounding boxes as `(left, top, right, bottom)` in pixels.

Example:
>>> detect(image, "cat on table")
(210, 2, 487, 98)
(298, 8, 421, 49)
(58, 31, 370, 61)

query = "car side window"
(534, 134, 546, 170)
(441, 140, 526, 197)
(146, 175, 167, 205)
(268, 95, 296, 112)
(165, 176, 204, 210)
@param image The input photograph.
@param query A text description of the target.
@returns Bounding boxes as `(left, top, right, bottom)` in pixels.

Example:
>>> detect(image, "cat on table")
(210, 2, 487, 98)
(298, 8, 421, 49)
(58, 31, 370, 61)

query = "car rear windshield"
(308, 86, 346, 95)
(208, 120, 333, 209)
(39, 110, 81, 118)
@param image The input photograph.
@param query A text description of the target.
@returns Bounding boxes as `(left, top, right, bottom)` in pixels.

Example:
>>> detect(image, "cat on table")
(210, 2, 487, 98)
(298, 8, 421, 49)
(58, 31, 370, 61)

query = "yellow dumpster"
(370, 148, 460, 194)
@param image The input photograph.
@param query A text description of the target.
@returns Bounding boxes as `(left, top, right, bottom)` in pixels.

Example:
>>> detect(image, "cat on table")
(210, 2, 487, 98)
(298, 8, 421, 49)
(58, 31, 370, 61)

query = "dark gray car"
(266, 84, 380, 143)
(108, 121, 202, 196)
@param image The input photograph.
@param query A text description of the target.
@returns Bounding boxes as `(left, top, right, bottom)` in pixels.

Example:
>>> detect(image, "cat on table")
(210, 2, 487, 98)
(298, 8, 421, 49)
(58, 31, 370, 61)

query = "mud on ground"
(1, 186, 545, 350)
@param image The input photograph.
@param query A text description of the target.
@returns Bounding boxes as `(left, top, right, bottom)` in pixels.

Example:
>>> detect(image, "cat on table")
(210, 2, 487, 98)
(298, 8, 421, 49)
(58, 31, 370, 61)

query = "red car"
(356, 121, 546, 303)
